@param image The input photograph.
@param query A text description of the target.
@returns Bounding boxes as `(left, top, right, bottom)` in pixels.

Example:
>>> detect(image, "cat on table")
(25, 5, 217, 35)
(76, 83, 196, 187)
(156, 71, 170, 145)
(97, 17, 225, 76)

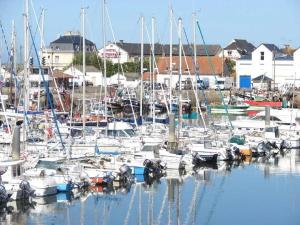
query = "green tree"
(225, 58, 236, 76)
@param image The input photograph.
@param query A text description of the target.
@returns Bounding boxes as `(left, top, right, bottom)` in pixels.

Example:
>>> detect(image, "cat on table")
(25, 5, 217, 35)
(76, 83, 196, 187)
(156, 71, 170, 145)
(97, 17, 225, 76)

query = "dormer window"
(260, 52, 264, 60)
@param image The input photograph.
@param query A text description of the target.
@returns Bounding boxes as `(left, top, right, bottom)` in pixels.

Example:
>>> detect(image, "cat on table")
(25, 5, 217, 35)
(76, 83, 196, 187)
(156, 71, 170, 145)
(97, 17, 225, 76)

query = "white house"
(223, 39, 255, 61)
(64, 65, 103, 86)
(236, 44, 298, 88)
(98, 43, 129, 64)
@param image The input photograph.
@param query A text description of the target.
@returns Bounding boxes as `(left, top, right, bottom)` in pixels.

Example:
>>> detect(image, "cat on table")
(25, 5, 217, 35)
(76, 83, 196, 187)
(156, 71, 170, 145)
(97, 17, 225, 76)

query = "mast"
(193, 12, 197, 82)
(12, 21, 17, 108)
(81, 7, 86, 140)
(178, 18, 183, 142)
(151, 17, 155, 125)
(102, 0, 107, 130)
(9, 21, 14, 106)
(169, 6, 173, 111)
(38, 8, 44, 111)
(139, 16, 144, 119)
(23, 0, 30, 149)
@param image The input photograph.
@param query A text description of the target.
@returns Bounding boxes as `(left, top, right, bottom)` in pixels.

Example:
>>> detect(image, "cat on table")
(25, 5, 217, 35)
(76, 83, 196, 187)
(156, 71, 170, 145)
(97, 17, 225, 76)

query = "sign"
(101, 48, 120, 59)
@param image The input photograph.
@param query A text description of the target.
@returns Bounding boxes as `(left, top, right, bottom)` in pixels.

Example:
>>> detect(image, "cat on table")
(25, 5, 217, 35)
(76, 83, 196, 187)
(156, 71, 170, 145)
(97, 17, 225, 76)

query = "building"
(154, 56, 228, 88)
(64, 65, 103, 86)
(42, 31, 97, 70)
(223, 39, 255, 60)
(236, 43, 300, 88)
(98, 41, 222, 64)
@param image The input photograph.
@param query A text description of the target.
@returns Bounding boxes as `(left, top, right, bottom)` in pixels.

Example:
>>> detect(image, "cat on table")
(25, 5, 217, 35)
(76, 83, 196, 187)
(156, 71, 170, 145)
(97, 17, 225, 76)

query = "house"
(252, 74, 272, 90)
(64, 65, 103, 86)
(236, 43, 298, 88)
(223, 39, 255, 60)
(98, 41, 222, 64)
(154, 56, 228, 88)
(42, 31, 97, 70)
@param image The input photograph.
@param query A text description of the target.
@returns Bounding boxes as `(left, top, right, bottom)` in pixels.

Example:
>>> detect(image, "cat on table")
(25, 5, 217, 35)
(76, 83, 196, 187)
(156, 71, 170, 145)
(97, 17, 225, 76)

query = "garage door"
(239, 75, 251, 89)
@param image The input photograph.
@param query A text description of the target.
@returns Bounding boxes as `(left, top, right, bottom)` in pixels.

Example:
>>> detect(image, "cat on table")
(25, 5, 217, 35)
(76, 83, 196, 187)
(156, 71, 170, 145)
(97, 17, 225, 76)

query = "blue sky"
(0, 0, 300, 63)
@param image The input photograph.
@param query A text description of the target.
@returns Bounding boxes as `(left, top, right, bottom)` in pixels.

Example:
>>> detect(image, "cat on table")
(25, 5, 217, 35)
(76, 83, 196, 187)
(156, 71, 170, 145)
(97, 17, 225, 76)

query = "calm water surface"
(1, 150, 300, 225)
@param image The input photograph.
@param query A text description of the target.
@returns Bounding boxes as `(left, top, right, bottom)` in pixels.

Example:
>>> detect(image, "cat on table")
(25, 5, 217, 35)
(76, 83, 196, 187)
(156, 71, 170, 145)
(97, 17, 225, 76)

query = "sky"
(0, 0, 300, 63)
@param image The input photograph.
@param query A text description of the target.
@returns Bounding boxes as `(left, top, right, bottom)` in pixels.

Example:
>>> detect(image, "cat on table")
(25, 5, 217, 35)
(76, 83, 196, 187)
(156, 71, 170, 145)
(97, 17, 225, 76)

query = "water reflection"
(1, 152, 300, 225)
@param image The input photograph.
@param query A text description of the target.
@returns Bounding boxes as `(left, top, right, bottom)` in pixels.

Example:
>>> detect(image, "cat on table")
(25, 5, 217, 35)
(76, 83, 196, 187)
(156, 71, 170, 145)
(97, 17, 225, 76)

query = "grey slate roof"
(224, 39, 255, 55)
(50, 35, 97, 52)
(252, 75, 272, 82)
(275, 55, 293, 61)
(115, 42, 222, 57)
(262, 43, 281, 53)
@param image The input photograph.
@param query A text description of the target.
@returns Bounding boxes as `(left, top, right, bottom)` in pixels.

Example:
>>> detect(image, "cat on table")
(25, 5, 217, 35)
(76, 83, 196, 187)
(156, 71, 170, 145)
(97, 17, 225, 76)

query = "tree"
(225, 58, 236, 76)
(72, 53, 151, 77)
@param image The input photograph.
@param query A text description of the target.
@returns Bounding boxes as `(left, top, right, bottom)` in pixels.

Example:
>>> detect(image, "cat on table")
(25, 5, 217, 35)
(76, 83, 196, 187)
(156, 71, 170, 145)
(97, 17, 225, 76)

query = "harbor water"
(1, 150, 300, 225)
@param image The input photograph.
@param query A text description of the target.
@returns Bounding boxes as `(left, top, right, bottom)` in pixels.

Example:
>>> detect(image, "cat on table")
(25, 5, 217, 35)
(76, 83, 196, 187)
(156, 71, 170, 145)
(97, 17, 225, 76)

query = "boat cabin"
(99, 122, 137, 138)
(0, 160, 25, 182)
(265, 126, 279, 139)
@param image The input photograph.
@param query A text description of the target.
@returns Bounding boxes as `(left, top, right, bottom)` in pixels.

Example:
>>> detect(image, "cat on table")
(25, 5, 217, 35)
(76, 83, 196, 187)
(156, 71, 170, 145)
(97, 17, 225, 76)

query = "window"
(55, 56, 59, 63)
(228, 50, 232, 56)
(260, 52, 264, 60)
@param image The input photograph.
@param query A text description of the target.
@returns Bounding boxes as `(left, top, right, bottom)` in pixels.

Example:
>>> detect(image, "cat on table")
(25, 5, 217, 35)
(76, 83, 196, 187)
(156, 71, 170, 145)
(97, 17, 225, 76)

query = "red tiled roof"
(50, 70, 73, 79)
(156, 56, 223, 75)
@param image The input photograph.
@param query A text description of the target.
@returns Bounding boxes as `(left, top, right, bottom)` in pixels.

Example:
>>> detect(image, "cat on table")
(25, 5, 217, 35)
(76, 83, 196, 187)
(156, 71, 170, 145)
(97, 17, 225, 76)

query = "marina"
(0, 0, 300, 224)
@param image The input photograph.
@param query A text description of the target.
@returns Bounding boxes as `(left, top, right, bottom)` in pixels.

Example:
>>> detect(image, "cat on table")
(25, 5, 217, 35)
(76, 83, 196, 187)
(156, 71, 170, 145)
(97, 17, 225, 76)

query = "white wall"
(98, 43, 129, 64)
(42, 49, 74, 70)
(251, 45, 274, 80)
(236, 45, 300, 88)
(157, 74, 220, 88)
(223, 49, 241, 60)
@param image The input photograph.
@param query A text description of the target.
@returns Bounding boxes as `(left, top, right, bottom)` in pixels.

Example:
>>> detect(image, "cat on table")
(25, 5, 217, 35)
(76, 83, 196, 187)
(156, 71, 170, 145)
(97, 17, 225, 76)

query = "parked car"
(85, 81, 93, 86)
(68, 81, 79, 89)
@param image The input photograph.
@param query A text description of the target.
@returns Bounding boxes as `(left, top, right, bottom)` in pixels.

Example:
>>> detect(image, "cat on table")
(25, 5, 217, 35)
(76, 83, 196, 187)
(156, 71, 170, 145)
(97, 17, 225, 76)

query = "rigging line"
(144, 24, 170, 114)
(105, 5, 138, 127)
(180, 27, 206, 130)
(0, 21, 11, 61)
(171, 16, 206, 129)
(30, 0, 65, 112)
(28, 24, 66, 153)
(182, 27, 212, 130)
(196, 21, 233, 130)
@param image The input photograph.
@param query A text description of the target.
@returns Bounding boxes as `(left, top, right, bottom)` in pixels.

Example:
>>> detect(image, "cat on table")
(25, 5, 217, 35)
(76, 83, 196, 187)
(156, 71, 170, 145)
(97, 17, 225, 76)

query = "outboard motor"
(231, 146, 245, 160)
(280, 140, 289, 151)
(143, 159, 165, 177)
(103, 174, 115, 186)
(0, 184, 10, 202)
(118, 164, 133, 185)
(226, 148, 234, 161)
(19, 180, 34, 199)
(192, 152, 205, 165)
(257, 141, 269, 156)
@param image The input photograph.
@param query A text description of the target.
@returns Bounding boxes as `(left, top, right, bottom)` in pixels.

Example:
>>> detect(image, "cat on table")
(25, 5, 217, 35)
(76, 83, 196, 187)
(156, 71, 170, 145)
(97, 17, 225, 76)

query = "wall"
(42, 49, 74, 70)
(98, 44, 129, 64)
(223, 49, 241, 60)
(236, 45, 300, 88)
